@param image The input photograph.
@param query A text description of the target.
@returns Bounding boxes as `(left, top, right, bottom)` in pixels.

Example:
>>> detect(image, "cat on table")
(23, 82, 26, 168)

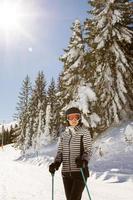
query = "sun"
(0, 1, 22, 32)
(0, 0, 35, 42)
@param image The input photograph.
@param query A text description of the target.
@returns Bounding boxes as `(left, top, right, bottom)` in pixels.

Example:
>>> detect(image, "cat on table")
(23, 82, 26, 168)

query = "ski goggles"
(67, 113, 81, 121)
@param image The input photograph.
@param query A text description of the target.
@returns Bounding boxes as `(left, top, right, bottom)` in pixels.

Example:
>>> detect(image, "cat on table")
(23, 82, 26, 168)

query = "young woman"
(49, 107, 92, 200)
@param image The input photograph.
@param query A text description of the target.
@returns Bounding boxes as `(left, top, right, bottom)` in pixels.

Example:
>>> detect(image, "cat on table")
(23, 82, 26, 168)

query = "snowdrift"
(90, 121, 133, 182)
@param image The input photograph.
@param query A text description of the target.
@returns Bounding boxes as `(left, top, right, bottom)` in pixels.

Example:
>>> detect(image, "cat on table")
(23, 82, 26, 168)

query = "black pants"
(62, 173, 87, 200)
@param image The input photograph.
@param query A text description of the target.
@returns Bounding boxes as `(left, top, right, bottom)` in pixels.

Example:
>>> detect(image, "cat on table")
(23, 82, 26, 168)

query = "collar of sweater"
(66, 126, 80, 135)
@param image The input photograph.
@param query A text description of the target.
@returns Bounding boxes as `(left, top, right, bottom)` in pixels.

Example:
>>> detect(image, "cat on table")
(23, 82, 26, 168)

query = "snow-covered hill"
(90, 120, 133, 183)
(0, 121, 133, 200)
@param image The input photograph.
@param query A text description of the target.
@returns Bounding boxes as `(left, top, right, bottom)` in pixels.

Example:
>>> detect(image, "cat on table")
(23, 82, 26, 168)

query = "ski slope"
(0, 145, 133, 200)
(0, 121, 133, 200)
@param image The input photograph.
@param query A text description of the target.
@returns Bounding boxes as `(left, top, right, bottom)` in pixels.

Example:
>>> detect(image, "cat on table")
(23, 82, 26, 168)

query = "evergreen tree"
(8, 125, 12, 144)
(56, 72, 66, 124)
(15, 75, 32, 152)
(9, 124, 19, 144)
(30, 71, 47, 150)
(46, 78, 59, 138)
(85, 0, 133, 130)
(59, 19, 85, 108)
(5, 128, 10, 144)
(55, 72, 67, 129)
(39, 104, 52, 145)
(59, 19, 98, 129)
(2, 126, 6, 145)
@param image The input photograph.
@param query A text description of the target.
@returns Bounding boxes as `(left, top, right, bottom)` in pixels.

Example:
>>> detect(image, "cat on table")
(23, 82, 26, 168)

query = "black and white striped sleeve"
(54, 136, 63, 163)
(82, 128, 92, 163)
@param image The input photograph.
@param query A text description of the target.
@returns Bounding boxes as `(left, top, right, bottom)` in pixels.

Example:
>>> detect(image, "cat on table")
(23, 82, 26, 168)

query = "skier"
(49, 107, 92, 200)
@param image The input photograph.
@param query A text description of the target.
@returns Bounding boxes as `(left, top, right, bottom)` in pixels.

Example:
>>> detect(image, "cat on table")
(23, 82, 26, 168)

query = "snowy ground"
(0, 121, 133, 200)
(0, 145, 133, 200)
(90, 121, 133, 183)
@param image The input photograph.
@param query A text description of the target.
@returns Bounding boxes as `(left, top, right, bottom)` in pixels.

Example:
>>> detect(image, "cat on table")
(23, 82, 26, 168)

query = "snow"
(90, 121, 133, 181)
(112, 10, 122, 25)
(97, 15, 106, 29)
(0, 121, 133, 200)
(77, 84, 97, 114)
(110, 0, 115, 3)
(111, 41, 128, 71)
(66, 48, 80, 63)
(39, 104, 52, 146)
(89, 113, 101, 128)
(70, 54, 84, 69)
(97, 39, 105, 49)
(123, 125, 133, 145)
(94, 28, 109, 49)
(116, 70, 127, 104)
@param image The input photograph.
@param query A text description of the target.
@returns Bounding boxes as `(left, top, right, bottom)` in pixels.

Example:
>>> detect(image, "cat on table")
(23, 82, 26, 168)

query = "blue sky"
(0, 0, 89, 122)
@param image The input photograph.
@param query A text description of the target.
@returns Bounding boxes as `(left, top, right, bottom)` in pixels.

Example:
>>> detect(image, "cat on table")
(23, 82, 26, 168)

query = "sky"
(0, 0, 90, 123)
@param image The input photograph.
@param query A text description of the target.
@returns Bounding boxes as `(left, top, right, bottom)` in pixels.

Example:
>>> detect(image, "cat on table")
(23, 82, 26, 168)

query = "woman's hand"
(49, 162, 60, 174)
(75, 156, 88, 168)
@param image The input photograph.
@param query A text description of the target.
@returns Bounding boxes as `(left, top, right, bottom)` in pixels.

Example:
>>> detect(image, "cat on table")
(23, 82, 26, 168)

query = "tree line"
(0, 124, 19, 146)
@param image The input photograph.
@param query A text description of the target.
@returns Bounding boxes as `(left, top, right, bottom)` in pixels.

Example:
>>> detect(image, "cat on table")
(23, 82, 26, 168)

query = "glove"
(49, 162, 60, 174)
(75, 156, 88, 168)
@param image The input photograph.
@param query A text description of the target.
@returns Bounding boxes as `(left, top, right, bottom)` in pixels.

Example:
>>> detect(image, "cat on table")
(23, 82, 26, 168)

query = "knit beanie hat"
(66, 107, 81, 116)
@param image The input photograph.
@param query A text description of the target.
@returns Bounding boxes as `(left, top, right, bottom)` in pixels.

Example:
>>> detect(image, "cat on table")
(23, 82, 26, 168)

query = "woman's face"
(69, 120, 79, 127)
(67, 113, 81, 127)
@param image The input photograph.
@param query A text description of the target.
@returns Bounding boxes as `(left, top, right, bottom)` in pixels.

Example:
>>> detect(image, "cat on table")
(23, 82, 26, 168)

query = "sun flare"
(0, 1, 22, 32)
(0, 0, 41, 45)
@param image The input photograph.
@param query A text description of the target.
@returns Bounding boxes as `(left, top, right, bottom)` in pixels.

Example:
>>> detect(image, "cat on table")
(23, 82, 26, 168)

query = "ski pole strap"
(52, 173, 54, 200)
(80, 168, 92, 200)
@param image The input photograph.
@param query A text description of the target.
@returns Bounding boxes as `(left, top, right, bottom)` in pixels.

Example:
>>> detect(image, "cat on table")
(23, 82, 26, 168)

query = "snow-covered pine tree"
(59, 19, 85, 109)
(46, 78, 59, 138)
(85, 0, 133, 130)
(39, 103, 52, 145)
(38, 78, 59, 146)
(30, 71, 47, 151)
(58, 19, 99, 130)
(56, 72, 66, 126)
(15, 75, 32, 152)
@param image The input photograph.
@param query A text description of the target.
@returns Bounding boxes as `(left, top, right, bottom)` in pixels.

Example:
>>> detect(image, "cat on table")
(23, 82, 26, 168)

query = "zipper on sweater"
(68, 132, 72, 176)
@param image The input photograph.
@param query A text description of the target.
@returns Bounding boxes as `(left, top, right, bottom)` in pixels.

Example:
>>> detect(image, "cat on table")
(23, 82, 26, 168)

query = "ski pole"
(80, 168, 92, 200)
(51, 173, 54, 200)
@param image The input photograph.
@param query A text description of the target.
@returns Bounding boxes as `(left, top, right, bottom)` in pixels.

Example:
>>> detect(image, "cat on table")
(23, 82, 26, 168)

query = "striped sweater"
(54, 125, 92, 173)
